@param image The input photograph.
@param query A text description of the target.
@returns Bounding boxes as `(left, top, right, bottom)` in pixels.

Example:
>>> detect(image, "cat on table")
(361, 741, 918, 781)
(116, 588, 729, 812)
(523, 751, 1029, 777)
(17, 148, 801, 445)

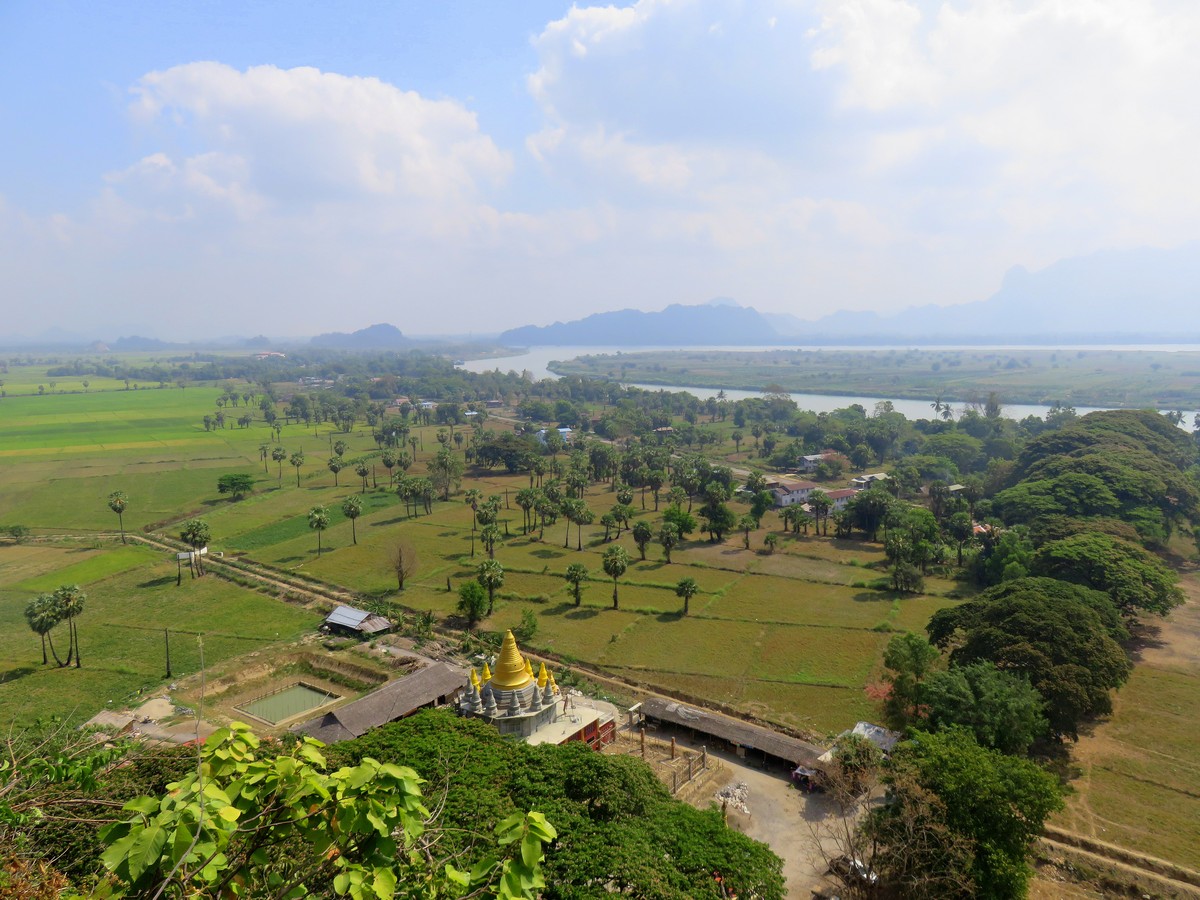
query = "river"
(458, 345, 1197, 423)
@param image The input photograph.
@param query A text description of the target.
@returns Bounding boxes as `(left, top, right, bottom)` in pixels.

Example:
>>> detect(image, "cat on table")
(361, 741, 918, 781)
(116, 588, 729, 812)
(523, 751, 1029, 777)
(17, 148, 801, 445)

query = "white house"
(824, 488, 860, 511)
(796, 452, 835, 473)
(768, 476, 819, 507)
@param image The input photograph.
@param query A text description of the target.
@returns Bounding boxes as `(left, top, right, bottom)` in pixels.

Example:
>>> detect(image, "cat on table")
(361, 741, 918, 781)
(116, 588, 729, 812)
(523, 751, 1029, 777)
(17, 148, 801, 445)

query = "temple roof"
(490, 630, 535, 690)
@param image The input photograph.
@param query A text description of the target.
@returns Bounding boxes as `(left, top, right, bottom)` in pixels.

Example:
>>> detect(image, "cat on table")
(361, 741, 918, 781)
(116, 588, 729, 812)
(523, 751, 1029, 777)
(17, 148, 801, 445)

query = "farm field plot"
(0, 375, 965, 737)
(0, 542, 319, 726)
(1054, 576, 1200, 870)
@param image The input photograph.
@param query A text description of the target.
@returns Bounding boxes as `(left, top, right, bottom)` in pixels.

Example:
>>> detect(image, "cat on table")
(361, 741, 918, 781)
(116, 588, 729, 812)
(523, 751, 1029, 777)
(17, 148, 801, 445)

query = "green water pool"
(238, 683, 339, 724)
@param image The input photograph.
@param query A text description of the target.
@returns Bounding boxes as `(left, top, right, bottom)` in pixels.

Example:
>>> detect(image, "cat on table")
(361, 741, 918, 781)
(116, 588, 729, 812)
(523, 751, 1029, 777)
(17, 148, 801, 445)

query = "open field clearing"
(1053, 573, 1200, 869)
(0, 542, 319, 726)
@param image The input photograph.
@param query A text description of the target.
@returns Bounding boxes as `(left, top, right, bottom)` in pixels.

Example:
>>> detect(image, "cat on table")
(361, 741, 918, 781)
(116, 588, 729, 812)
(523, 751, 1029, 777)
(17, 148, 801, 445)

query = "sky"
(2, 0, 1199, 341)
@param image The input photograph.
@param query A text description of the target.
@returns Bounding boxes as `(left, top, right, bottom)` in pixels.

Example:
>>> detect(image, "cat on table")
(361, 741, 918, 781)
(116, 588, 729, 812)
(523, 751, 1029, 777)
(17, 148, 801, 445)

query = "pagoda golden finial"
(548, 672, 559, 694)
(481, 661, 492, 683)
(524, 656, 534, 678)
(490, 630, 535, 691)
(470, 669, 481, 690)
(537, 662, 548, 688)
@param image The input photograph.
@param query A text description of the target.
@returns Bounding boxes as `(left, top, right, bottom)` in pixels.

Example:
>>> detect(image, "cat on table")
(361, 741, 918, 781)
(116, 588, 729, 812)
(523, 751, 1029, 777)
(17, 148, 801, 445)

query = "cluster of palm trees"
(24, 586, 86, 668)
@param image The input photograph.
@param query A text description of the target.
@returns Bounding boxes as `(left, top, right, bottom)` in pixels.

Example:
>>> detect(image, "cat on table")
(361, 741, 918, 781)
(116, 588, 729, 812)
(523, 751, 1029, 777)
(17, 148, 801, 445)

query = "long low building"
(293, 662, 467, 743)
(639, 697, 823, 768)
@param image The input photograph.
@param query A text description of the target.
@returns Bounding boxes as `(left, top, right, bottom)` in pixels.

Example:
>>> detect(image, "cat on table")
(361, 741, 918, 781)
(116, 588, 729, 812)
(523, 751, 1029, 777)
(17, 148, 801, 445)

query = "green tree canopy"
(1031, 532, 1183, 617)
(921, 661, 1048, 755)
(867, 728, 1061, 900)
(927, 577, 1130, 738)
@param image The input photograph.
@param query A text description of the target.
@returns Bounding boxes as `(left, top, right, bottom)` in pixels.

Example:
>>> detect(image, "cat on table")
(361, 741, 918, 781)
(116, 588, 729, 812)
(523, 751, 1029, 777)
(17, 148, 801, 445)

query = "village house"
(766, 476, 819, 507)
(795, 451, 835, 473)
(850, 472, 890, 490)
(824, 487, 860, 511)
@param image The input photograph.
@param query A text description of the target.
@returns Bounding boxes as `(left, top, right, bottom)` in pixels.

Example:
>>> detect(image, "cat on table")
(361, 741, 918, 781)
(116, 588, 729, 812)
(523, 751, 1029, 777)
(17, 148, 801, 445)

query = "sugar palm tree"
(107, 490, 129, 544)
(308, 505, 331, 555)
(602, 546, 629, 609)
(180, 519, 211, 576)
(272, 446, 287, 486)
(674, 576, 699, 615)
(290, 451, 305, 487)
(341, 495, 363, 545)
(476, 559, 505, 615)
(327, 457, 344, 486)
(565, 563, 588, 606)
(53, 584, 86, 668)
(355, 460, 370, 492)
(25, 593, 63, 666)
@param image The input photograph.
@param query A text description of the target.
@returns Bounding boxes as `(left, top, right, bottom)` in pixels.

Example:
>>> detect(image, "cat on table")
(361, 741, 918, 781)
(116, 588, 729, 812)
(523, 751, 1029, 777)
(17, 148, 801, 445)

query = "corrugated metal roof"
(641, 697, 823, 766)
(293, 663, 468, 742)
(326, 606, 371, 629)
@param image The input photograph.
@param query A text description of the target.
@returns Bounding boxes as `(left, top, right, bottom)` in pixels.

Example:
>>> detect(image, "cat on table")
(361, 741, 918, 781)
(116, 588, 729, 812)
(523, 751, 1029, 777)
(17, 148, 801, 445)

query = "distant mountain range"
(498, 302, 779, 346)
(501, 243, 1200, 346)
(308, 323, 411, 349)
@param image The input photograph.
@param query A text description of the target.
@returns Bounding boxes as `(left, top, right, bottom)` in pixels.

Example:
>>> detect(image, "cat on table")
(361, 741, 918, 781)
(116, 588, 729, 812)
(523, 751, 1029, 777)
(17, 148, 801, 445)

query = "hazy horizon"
(3, 1, 1198, 340)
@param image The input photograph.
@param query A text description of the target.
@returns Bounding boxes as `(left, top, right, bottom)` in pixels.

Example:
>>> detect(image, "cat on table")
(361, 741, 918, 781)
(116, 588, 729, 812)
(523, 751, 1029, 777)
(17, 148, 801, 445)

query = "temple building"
(460, 630, 616, 749)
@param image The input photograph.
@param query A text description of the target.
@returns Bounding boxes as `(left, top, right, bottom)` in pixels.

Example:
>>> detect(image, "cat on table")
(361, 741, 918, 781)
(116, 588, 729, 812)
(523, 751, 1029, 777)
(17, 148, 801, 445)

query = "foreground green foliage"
(335, 712, 785, 900)
(98, 721, 554, 899)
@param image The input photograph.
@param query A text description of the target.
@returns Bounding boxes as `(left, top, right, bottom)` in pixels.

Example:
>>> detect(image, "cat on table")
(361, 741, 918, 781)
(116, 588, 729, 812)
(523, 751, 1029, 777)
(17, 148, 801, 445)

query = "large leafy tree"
(457, 581, 488, 626)
(107, 491, 128, 544)
(216, 473, 254, 500)
(921, 662, 1048, 755)
(927, 577, 1130, 738)
(866, 728, 1061, 900)
(1031, 532, 1183, 617)
(429, 446, 464, 500)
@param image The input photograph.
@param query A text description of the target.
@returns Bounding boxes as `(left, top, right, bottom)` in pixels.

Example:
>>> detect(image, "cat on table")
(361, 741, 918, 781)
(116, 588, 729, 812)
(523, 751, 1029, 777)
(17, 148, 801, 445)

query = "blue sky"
(2, 1, 1198, 339)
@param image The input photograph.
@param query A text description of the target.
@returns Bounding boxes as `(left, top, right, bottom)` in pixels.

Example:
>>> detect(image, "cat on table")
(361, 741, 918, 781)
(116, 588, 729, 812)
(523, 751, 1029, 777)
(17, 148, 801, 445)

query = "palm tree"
(731, 430, 744, 455)
(476, 559, 505, 615)
(809, 490, 832, 535)
(674, 576, 699, 615)
(565, 563, 588, 606)
(25, 593, 63, 665)
(480, 524, 502, 559)
(308, 505, 330, 555)
(290, 451, 305, 487)
(259, 443, 271, 473)
(180, 519, 211, 576)
(738, 514, 756, 549)
(658, 523, 680, 563)
(53, 584, 86, 667)
(408, 434, 420, 462)
(107, 490, 129, 544)
(272, 446, 287, 486)
(632, 521, 652, 560)
(327, 457, 344, 486)
(602, 546, 629, 609)
(464, 488, 483, 556)
(515, 488, 538, 535)
(333, 439, 348, 458)
(341, 495, 363, 545)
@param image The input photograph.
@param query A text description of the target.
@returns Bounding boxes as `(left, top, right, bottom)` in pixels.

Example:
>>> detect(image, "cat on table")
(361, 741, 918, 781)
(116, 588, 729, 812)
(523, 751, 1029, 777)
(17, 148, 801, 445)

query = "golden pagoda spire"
(490, 630, 534, 691)
(548, 672, 559, 694)
(524, 657, 534, 679)
(536, 662, 548, 688)
(470, 669, 481, 690)
(481, 661, 492, 683)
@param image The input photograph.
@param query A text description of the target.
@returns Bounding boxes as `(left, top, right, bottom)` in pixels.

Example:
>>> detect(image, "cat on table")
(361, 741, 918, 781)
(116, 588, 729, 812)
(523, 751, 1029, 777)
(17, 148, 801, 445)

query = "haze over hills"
(501, 244, 1200, 346)
(308, 323, 412, 349)
(498, 302, 780, 346)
